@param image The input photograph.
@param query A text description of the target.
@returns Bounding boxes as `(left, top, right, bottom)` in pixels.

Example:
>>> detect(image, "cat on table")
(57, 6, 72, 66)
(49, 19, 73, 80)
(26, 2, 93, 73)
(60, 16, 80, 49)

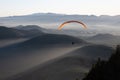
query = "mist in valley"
(0, 13, 120, 80)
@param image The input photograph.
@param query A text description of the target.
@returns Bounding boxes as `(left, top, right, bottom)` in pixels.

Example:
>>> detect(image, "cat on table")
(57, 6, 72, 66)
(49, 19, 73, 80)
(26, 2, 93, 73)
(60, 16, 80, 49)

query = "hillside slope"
(83, 45, 120, 80)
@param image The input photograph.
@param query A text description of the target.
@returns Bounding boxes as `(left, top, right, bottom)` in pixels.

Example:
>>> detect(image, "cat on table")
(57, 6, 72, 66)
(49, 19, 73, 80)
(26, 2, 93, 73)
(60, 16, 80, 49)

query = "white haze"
(0, 46, 81, 79)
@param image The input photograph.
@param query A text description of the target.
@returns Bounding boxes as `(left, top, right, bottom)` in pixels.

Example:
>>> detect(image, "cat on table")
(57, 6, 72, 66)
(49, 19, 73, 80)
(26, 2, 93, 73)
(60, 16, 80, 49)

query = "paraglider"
(72, 42, 75, 45)
(57, 20, 87, 45)
(58, 20, 87, 30)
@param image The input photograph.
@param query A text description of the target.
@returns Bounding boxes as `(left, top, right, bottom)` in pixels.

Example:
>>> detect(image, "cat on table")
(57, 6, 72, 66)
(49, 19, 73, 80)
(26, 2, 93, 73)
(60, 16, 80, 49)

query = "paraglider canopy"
(58, 20, 87, 30)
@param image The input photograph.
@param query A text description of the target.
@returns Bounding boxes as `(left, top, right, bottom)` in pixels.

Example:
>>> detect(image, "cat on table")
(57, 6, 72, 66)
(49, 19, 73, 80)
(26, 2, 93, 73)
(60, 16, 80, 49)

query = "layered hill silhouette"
(14, 25, 45, 38)
(0, 33, 86, 80)
(5, 45, 114, 80)
(88, 34, 116, 40)
(85, 33, 120, 46)
(68, 45, 114, 60)
(19, 34, 86, 47)
(0, 13, 120, 26)
(0, 34, 86, 57)
(83, 45, 120, 80)
(0, 26, 44, 39)
(0, 26, 23, 39)
(0, 25, 117, 80)
(14, 25, 44, 31)
(7, 56, 94, 80)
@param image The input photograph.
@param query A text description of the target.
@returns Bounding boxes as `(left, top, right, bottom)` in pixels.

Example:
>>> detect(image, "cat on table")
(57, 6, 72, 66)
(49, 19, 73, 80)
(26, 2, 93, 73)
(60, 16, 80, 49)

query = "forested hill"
(83, 45, 120, 80)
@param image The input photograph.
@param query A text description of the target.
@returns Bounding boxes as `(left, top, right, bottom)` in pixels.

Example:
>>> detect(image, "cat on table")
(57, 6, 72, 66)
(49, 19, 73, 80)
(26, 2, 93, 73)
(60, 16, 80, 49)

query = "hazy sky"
(0, 0, 120, 17)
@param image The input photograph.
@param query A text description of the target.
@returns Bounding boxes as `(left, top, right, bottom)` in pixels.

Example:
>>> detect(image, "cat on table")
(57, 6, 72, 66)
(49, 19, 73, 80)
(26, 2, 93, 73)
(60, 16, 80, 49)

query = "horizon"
(0, 12, 120, 17)
(0, 0, 120, 17)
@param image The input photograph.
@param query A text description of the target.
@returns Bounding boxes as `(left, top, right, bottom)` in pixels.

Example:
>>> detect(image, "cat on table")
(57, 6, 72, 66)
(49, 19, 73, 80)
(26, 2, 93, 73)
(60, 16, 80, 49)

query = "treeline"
(83, 45, 120, 80)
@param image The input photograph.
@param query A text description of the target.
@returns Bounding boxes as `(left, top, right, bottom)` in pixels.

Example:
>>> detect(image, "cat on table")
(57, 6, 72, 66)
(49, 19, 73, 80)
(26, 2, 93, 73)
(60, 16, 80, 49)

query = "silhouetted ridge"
(14, 25, 44, 30)
(88, 33, 116, 40)
(83, 45, 120, 80)
(0, 34, 86, 58)
(0, 26, 23, 39)
(13, 25, 45, 38)
(20, 34, 85, 47)
(69, 45, 114, 60)
(0, 26, 44, 39)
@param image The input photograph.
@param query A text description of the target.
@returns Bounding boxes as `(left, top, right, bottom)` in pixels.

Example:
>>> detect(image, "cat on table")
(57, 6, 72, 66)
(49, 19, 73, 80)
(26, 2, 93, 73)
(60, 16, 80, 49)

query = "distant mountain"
(29, 13, 65, 16)
(0, 13, 120, 27)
